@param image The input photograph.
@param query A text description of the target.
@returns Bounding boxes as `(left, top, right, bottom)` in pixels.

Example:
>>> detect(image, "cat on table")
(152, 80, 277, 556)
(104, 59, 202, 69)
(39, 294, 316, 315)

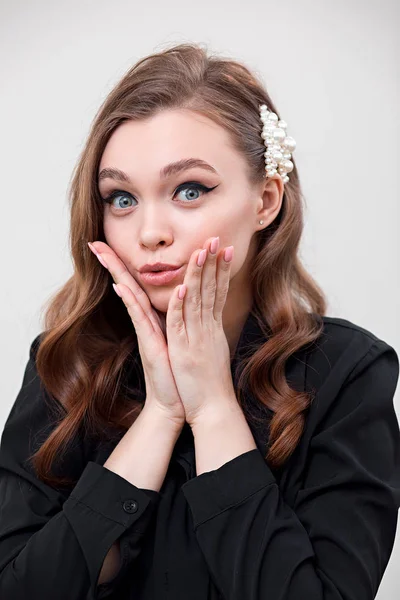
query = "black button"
(123, 499, 138, 514)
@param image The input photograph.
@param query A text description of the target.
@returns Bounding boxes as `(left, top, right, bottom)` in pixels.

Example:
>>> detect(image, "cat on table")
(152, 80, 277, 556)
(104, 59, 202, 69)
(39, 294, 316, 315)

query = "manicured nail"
(112, 283, 122, 297)
(178, 284, 187, 300)
(224, 246, 234, 262)
(87, 242, 98, 256)
(210, 237, 219, 255)
(197, 248, 207, 267)
(97, 254, 108, 269)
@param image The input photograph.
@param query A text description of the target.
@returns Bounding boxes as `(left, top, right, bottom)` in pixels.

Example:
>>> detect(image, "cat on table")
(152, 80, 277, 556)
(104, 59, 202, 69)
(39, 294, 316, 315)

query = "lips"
(138, 265, 184, 286)
(139, 263, 181, 273)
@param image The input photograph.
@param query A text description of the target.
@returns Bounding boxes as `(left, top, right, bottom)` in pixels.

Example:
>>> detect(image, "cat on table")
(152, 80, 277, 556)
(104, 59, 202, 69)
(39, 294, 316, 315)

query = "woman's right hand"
(88, 241, 186, 430)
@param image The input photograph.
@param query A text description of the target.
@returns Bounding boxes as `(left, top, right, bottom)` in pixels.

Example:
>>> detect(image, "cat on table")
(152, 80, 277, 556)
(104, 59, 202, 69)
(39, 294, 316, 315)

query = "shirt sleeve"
(182, 339, 400, 599)
(0, 335, 160, 600)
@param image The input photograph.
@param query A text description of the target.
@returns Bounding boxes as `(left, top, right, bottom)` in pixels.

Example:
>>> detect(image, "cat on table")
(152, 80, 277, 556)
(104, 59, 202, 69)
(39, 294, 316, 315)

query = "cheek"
(103, 218, 129, 253)
(220, 212, 250, 253)
(102, 216, 115, 247)
(220, 221, 253, 279)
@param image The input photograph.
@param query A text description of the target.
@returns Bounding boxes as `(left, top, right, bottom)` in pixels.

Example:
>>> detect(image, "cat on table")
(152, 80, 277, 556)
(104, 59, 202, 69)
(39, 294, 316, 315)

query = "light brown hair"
(30, 42, 327, 488)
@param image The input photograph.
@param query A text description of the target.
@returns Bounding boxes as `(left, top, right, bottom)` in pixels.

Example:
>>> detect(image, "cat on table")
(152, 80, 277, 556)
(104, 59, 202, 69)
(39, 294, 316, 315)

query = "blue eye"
(103, 192, 135, 210)
(101, 181, 218, 210)
(176, 183, 206, 203)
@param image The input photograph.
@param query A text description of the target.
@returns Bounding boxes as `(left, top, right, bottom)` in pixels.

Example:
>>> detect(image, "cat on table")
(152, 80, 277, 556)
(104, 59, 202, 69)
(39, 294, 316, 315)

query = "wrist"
(141, 403, 185, 436)
(189, 401, 257, 475)
(189, 396, 243, 432)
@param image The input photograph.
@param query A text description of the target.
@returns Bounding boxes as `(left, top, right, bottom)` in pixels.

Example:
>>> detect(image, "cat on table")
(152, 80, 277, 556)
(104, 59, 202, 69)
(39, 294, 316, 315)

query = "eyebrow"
(98, 158, 219, 184)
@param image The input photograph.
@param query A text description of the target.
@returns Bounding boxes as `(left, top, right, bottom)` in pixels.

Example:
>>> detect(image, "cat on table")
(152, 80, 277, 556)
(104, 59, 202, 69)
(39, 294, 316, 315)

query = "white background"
(0, 0, 399, 597)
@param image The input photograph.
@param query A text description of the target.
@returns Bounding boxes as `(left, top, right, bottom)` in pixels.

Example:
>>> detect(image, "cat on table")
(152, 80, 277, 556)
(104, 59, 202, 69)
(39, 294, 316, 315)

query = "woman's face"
(98, 108, 282, 316)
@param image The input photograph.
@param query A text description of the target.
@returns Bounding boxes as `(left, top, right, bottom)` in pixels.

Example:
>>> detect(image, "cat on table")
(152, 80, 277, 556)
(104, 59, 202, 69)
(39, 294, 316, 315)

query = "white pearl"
(283, 152, 292, 159)
(273, 128, 286, 142)
(283, 136, 296, 152)
(278, 120, 287, 129)
(282, 159, 293, 172)
(272, 151, 283, 162)
(268, 112, 278, 122)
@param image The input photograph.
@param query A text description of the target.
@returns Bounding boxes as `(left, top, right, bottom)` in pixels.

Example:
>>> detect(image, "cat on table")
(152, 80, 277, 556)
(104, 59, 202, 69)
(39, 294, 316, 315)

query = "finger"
(200, 237, 219, 326)
(88, 241, 161, 335)
(113, 282, 162, 346)
(214, 245, 233, 322)
(182, 239, 214, 338)
(182, 249, 207, 340)
(166, 283, 188, 343)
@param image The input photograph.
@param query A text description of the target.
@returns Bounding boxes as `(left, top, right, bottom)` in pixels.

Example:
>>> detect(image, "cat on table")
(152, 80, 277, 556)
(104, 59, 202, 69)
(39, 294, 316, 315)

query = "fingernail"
(210, 237, 219, 255)
(112, 283, 122, 297)
(224, 246, 234, 262)
(197, 248, 207, 267)
(87, 242, 98, 256)
(178, 284, 187, 300)
(97, 254, 108, 269)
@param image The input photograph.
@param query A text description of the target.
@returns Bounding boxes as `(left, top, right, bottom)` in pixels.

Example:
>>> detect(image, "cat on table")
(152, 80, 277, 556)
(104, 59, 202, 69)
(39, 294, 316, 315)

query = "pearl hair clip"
(259, 104, 296, 184)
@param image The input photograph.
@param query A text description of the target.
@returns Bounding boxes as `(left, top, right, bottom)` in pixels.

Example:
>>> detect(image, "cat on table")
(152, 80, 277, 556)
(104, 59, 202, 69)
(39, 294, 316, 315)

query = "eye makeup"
(101, 181, 219, 210)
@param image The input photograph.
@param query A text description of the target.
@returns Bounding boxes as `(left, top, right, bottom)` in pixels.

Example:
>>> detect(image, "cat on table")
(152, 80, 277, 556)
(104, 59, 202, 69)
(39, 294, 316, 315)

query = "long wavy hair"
(29, 42, 327, 488)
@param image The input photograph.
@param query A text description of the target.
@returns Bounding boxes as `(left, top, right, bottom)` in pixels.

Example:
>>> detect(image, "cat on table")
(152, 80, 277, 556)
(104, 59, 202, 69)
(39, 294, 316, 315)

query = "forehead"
(98, 109, 245, 178)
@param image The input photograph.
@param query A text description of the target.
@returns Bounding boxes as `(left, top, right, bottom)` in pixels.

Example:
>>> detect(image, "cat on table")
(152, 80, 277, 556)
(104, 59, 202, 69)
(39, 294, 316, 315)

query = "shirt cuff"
(181, 448, 276, 528)
(64, 460, 160, 532)
(63, 461, 160, 597)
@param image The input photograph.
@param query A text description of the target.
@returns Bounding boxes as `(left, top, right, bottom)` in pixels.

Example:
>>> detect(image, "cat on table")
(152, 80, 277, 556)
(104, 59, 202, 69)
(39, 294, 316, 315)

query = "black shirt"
(0, 312, 399, 600)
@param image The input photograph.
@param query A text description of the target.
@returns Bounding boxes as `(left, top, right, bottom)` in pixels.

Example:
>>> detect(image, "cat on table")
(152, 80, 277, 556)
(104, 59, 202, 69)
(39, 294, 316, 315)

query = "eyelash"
(101, 181, 217, 210)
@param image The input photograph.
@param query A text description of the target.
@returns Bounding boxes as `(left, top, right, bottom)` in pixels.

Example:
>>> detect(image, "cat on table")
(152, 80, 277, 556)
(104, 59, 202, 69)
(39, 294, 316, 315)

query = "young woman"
(0, 43, 399, 600)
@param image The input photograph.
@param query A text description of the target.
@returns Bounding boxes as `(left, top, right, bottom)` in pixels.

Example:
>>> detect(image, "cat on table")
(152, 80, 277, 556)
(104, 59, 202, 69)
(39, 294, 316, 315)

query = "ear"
(256, 174, 284, 226)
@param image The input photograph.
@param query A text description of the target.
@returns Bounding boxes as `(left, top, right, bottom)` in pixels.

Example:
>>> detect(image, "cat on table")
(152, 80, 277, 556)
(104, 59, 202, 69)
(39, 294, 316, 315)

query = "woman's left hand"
(166, 236, 239, 428)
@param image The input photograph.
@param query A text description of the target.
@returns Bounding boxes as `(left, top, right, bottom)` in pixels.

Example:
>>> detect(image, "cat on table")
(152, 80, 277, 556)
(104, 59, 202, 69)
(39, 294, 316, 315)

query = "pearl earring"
(259, 220, 264, 225)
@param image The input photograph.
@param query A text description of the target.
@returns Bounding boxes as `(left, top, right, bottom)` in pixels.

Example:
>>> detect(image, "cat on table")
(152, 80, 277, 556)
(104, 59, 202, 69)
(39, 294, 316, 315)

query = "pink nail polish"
(197, 249, 207, 267)
(210, 237, 219, 255)
(178, 284, 187, 300)
(97, 254, 108, 269)
(88, 242, 98, 256)
(113, 283, 122, 297)
(224, 246, 234, 262)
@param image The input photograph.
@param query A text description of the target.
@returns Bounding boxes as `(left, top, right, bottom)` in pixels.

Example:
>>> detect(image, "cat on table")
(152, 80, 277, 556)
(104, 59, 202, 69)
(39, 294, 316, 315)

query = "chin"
(146, 288, 173, 313)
